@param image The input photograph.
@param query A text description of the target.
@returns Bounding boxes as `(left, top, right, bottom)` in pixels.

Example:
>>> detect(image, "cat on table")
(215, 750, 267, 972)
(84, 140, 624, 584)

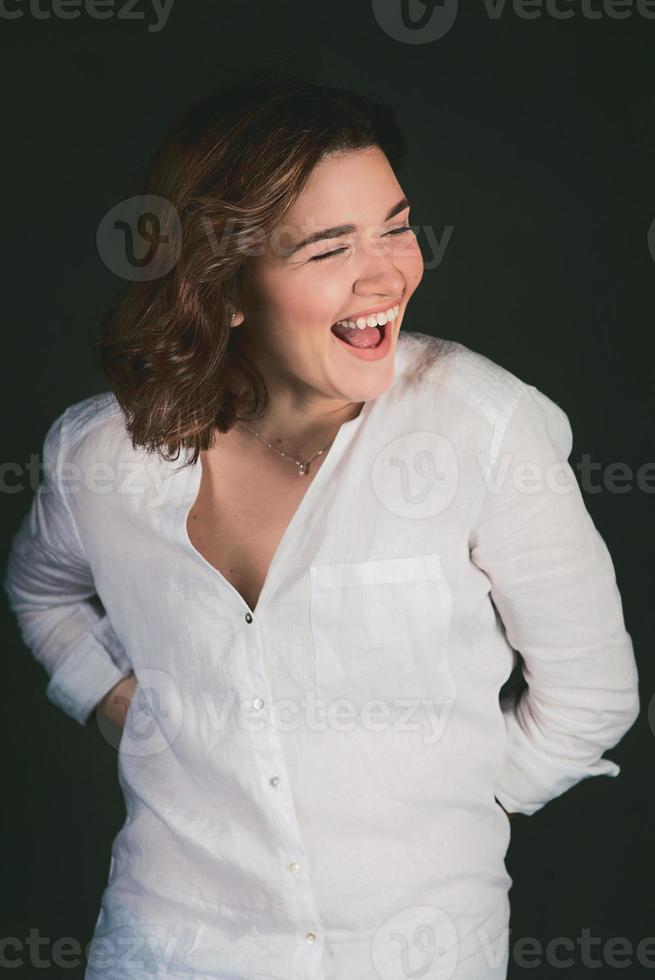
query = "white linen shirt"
(4, 331, 639, 980)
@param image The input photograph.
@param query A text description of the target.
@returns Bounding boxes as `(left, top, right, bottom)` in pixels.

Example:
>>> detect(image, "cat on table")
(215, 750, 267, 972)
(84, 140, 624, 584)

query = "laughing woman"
(4, 68, 639, 980)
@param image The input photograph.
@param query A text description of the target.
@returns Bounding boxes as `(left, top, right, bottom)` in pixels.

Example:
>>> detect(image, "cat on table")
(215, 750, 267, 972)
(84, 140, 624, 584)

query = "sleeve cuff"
(493, 716, 622, 816)
(46, 631, 133, 727)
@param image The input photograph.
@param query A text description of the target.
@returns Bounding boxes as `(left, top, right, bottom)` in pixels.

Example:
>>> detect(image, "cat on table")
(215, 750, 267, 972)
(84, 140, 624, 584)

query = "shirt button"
(288, 861, 300, 873)
(305, 932, 317, 944)
(245, 612, 253, 623)
(252, 698, 265, 710)
(269, 776, 281, 787)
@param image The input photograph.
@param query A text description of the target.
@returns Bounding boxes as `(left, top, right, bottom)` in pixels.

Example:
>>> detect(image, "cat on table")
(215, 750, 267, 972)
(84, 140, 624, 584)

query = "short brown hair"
(98, 66, 408, 467)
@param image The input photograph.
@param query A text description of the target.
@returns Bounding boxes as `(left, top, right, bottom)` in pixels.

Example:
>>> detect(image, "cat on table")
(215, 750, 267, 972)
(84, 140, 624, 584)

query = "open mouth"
(330, 322, 385, 349)
(330, 304, 399, 349)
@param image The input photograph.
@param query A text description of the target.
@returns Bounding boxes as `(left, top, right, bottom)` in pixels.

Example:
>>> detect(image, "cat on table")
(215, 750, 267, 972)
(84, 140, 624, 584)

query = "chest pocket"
(309, 553, 456, 710)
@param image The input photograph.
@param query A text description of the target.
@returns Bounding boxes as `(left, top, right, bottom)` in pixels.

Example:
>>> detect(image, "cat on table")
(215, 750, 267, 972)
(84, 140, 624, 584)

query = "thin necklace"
(234, 423, 336, 477)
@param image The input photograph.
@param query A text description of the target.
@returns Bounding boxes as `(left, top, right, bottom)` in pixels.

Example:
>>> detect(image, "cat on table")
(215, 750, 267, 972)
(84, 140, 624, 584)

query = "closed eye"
(309, 225, 414, 263)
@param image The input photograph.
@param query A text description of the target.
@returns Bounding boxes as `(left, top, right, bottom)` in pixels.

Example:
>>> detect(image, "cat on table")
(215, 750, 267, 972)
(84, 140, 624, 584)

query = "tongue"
(332, 322, 381, 349)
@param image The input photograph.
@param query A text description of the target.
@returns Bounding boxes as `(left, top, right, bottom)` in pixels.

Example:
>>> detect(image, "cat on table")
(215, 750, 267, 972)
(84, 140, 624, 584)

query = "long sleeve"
(3, 409, 133, 726)
(470, 383, 640, 816)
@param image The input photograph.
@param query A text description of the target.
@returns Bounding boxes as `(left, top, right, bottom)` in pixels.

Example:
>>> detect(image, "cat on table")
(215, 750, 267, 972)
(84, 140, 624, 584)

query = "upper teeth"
(334, 304, 400, 331)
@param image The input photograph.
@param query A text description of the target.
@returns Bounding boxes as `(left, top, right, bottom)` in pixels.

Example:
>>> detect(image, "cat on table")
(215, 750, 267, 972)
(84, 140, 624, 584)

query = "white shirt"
(4, 331, 639, 980)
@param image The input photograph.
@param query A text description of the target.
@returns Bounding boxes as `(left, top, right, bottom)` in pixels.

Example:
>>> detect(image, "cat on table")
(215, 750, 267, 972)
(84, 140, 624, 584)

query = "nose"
(352, 250, 405, 303)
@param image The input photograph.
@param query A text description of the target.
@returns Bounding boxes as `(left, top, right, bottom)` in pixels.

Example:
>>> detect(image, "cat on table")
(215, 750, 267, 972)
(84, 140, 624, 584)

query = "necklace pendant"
(299, 462, 307, 477)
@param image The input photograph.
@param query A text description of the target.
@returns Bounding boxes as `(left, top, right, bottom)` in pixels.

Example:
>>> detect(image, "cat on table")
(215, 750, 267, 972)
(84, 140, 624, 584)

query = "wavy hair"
(98, 67, 408, 467)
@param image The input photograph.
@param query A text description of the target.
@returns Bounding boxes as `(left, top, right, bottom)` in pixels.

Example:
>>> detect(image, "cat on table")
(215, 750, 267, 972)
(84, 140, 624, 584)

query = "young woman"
(4, 68, 639, 980)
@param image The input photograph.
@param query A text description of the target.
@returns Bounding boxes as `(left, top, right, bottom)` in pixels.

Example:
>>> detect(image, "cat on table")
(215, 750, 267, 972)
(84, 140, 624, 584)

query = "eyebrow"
(286, 197, 410, 256)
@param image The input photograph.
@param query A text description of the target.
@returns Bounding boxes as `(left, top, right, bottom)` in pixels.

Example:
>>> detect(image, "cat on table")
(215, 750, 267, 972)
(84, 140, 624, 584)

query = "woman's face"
(236, 146, 424, 410)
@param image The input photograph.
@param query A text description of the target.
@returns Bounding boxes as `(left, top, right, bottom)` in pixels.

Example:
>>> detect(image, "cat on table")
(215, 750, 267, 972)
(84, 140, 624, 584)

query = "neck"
(236, 399, 365, 460)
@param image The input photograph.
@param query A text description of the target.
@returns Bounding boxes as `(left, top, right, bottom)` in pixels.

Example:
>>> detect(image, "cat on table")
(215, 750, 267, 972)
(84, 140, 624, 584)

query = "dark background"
(2, 1, 653, 977)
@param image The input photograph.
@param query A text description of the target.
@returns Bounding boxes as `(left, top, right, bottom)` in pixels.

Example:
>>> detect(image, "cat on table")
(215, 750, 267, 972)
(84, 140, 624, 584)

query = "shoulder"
(395, 330, 526, 416)
(394, 330, 571, 456)
(47, 391, 136, 469)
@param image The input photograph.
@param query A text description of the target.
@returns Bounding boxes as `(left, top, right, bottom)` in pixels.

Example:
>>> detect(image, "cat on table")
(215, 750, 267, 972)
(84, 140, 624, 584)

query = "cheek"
(277, 284, 343, 346)
(300, 276, 347, 322)
(265, 278, 334, 326)
(398, 239, 425, 294)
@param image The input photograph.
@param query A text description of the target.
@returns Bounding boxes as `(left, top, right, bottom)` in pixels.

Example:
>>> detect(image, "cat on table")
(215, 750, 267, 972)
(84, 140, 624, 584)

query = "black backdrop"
(2, 1, 653, 977)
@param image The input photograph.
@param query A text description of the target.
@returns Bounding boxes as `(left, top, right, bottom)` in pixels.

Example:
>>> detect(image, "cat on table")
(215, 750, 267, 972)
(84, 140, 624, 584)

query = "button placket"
(245, 615, 324, 958)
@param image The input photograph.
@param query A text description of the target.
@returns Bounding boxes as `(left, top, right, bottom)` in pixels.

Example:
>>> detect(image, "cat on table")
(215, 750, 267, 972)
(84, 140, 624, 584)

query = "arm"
(3, 409, 133, 726)
(95, 671, 138, 729)
(470, 384, 640, 817)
